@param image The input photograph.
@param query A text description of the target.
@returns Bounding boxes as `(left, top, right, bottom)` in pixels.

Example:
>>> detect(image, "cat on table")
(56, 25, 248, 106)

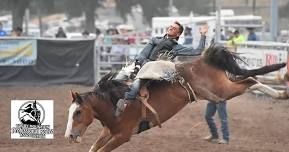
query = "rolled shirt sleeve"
(172, 35, 206, 56)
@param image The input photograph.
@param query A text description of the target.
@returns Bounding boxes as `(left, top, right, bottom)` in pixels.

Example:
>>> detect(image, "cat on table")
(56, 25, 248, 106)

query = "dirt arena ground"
(1, 85, 289, 152)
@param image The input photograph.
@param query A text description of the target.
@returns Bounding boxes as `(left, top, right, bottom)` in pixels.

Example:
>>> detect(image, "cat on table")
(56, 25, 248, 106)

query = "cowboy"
(115, 21, 208, 116)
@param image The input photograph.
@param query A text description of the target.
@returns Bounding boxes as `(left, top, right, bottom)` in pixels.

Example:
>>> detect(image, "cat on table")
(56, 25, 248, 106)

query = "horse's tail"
(204, 44, 286, 77)
(233, 63, 286, 77)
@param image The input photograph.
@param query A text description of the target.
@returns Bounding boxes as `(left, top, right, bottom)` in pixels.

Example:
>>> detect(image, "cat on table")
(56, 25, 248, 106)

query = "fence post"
(94, 42, 100, 84)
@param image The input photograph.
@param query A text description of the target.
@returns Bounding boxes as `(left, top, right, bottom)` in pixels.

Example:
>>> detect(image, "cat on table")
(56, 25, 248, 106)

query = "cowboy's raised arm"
(172, 35, 206, 56)
(172, 24, 208, 57)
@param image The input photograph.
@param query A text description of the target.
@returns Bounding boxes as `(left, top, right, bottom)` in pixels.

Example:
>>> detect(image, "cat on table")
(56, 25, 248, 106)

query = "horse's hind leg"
(223, 77, 259, 99)
(96, 133, 132, 152)
(89, 127, 112, 152)
(193, 85, 225, 103)
(248, 81, 288, 99)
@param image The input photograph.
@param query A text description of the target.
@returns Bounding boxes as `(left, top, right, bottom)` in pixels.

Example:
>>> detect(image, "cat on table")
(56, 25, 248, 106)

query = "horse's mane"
(93, 72, 128, 107)
(203, 44, 245, 75)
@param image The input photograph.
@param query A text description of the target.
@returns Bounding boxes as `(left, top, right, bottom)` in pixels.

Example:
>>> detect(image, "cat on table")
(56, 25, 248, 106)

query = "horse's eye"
(75, 110, 81, 117)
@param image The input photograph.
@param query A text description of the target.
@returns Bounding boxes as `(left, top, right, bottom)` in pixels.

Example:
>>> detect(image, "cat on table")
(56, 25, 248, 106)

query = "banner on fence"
(0, 39, 95, 85)
(0, 39, 37, 66)
(236, 48, 287, 77)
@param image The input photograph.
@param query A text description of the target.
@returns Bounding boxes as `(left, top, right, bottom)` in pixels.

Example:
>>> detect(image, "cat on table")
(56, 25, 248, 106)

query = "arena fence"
(1, 36, 288, 92)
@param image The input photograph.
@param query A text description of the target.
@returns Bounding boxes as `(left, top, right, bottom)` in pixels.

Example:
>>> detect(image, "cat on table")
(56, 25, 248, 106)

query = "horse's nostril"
(70, 134, 74, 139)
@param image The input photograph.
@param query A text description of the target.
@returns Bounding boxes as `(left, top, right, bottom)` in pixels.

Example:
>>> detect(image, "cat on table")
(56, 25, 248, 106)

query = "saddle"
(135, 60, 176, 81)
(134, 60, 197, 128)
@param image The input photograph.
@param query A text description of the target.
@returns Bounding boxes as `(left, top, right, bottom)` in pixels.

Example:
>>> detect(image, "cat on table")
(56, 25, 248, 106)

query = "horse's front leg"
(96, 132, 132, 152)
(89, 127, 112, 152)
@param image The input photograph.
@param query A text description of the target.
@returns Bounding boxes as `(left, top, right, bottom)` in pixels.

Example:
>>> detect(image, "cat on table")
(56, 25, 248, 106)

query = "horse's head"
(65, 90, 94, 143)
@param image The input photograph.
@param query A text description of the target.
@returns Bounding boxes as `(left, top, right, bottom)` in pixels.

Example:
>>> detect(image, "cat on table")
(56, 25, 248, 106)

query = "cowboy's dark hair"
(174, 21, 184, 35)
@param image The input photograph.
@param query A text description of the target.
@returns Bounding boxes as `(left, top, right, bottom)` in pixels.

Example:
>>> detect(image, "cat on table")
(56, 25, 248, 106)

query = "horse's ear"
(70, 90, 77, 101)
(74, 92, 83, 104)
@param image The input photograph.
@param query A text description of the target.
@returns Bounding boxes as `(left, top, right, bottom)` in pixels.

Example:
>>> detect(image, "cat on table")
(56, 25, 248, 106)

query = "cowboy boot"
(115, 79, 141, 116)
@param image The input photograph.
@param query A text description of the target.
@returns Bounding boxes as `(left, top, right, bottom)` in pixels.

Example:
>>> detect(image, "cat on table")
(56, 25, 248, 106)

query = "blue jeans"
(125, 79, 141, 100)
(205, 101, 229, 141)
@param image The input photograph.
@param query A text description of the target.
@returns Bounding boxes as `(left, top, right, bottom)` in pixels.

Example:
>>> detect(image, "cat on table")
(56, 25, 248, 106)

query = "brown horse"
(65, 45, 286, 152)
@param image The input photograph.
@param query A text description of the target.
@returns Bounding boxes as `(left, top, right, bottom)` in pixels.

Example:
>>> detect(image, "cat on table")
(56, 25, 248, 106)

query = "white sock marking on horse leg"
(65, 103, 79, 138)
(249, 83, 280, 98)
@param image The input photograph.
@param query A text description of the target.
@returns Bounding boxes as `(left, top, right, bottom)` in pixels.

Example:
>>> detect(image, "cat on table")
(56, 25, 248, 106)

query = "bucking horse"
(65, 45, 286, 152)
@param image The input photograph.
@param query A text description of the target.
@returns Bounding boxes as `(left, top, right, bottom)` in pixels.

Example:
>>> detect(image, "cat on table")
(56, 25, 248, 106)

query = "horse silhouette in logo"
(20, 100, 41, 125)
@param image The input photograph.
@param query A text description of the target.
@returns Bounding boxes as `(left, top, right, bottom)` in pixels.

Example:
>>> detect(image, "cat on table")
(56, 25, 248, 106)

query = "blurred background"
(0, 0, 288, 87)
(0, 0, 288, 41)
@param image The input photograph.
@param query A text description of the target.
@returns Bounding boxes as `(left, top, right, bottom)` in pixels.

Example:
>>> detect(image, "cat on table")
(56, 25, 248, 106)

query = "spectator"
(82, 30, 90, 38)
(0, 22, 7, 36)
(210, 29, 226, 44)
(247, 28, 258, 41)
(233, 30, 246, 43)
(95, 27, 104, 45)
(220, 29, 226, 41)
(226, 30, 246, 51)
(55, 27, 67, 38)
(11, 27, 23, 37)
(204, 101, 229, 144)
(110, 38, 129, 71)
(95, 27, 101, 37)
(225, 30, 234, 41)
(103, 28, 114, 45)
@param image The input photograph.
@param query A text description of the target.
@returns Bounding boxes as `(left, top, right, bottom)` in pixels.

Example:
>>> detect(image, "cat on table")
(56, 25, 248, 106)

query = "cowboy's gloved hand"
(133, 61, 141, 74)
(130, 60, 141, 79)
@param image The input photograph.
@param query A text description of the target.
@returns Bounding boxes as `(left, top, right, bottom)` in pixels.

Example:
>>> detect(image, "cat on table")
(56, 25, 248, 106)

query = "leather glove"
(130, 60, 141, 79)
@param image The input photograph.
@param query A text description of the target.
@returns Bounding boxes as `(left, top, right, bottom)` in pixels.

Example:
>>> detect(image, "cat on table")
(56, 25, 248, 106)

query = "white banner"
(236, 48, 287, 77)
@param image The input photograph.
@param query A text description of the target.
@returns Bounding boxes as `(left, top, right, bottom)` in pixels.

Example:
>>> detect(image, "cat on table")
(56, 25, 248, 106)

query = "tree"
(115, 0, 212, 25)
(115, 0, 169, 25)
(2, 0, 31, 29)
(174, 0, 212, 16)
(83, 0, 101, 33)
(138, 0, 169, 25)
(115, 0, 136, 23)
(59, 0, 101, 33)
(280, 1, 289, 18)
